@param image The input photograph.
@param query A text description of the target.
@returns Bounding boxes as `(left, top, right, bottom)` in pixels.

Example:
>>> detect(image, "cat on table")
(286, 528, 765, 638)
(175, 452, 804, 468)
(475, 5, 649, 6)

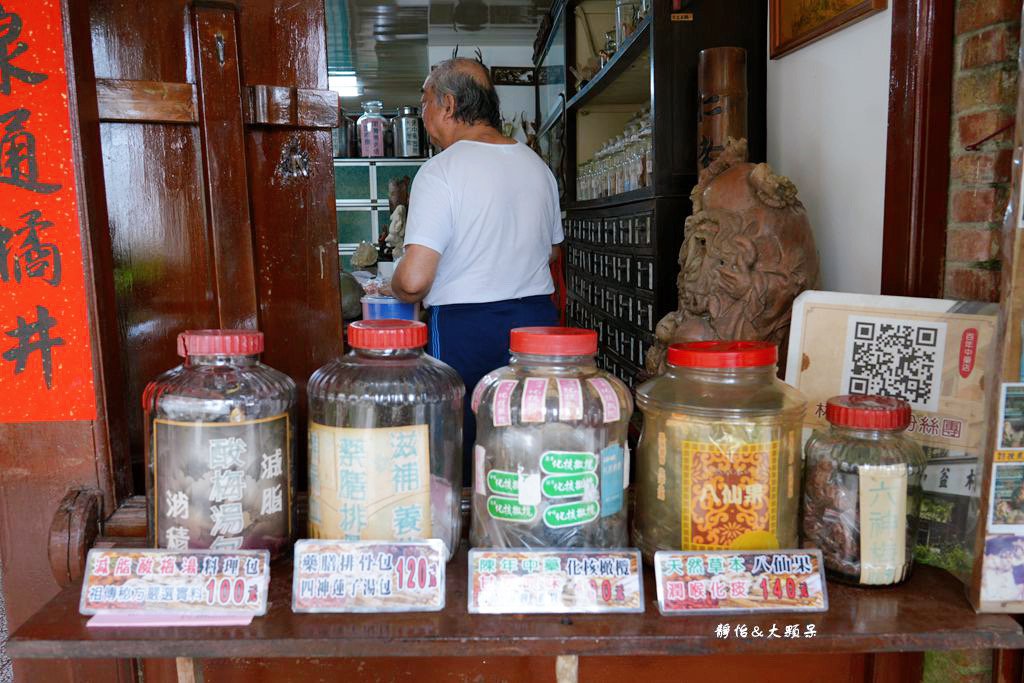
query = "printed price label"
(468, 549, 643, 614)
(79, 549, 270, 617)
(292, 540, 446, 612)
(654, 549, 828, 615)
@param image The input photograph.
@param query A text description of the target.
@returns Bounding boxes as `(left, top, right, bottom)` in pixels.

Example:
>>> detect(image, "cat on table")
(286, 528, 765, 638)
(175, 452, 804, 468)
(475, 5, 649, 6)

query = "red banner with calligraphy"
(0, 0, 97, 421)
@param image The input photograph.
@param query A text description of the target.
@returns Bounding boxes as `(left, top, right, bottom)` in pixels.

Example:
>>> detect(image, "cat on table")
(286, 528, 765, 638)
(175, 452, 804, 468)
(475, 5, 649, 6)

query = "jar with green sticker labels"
(307, 320, 464, 560)
(470, 327, 632, 549)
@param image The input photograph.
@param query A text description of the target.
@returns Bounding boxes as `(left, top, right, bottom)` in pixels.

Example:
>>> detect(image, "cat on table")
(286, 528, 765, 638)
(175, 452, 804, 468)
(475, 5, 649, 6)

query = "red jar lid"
(667, 340, 777, 368)
(348, 319, 427, 350)
(825, 395, 911, 430)
(177, 330, 264, 357)
(510, 327, 598, 355)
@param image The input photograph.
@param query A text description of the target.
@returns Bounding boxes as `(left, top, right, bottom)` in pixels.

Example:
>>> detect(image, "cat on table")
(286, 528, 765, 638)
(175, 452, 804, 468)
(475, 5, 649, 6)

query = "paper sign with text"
(292, 539, 446, 612)
(468, 548, 643, 614)
(654, 549, 828, 615)
(79, 549, 270, 616)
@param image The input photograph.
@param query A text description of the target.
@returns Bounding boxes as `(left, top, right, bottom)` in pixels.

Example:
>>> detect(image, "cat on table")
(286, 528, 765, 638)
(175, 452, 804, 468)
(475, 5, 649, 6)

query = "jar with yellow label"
(307, 320, 464, 559)
(801, 395, 926, 586)
(633, 341, 806, 562)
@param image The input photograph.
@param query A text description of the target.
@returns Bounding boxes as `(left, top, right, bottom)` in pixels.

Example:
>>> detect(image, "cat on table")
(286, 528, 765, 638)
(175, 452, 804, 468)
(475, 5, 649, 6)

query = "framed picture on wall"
(770, 0, 887, 59)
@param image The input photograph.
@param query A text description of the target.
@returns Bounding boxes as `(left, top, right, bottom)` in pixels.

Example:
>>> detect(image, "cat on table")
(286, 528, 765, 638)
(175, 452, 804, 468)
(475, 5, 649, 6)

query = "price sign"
(468, 548, 643, 614)
(654, 549, 828, 615)
(79, 549, 270, 622)
(291, 539, 446, 613)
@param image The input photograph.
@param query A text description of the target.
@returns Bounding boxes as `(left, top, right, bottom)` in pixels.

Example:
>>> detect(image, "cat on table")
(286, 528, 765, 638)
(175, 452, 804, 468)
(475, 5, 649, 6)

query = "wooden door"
(1, 1, 341, 681)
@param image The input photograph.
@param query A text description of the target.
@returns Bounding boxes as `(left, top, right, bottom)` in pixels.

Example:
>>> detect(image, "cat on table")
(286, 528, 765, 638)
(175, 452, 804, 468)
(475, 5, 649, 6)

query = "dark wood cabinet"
(539, 0, 767, 386)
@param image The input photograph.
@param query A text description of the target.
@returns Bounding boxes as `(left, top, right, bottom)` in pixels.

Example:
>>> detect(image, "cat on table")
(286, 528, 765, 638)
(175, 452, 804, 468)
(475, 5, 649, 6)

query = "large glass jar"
(470, 327, 633, 549)
(357, 100, 387, 158)
(143, 330, 296, 558)
(633, 341, 806, 562)
(802, 395, 927, 586)
(307, 320, 464, 559)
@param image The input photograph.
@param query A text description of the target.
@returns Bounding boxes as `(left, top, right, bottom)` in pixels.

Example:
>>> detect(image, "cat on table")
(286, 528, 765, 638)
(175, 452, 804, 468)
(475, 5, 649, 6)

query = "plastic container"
(470, 327, 633, 549)
(802, 395, 927, 586)
(361, 295, 419, 321)
(307, 319, 464, 559)
(633, 341, 806, 562)
(142, 330, 296, 558)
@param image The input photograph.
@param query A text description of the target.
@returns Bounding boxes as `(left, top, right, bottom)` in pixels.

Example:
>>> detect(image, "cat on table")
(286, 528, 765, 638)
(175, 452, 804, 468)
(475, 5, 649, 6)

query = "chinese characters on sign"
(154, 415, 292, 555)
(292, 540, 446, 612)
(0, 0, 97, 421)
(654, 549, 828, 615)
(714, 623, 818, 639)
(79, 549, 270, 617)
(308, 424, 432, 543)
(468, 549, 643, 614)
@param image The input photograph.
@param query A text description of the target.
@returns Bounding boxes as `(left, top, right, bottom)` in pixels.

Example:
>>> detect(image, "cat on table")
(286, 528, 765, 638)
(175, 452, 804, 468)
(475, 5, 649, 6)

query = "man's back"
(405, 140, 563, 307)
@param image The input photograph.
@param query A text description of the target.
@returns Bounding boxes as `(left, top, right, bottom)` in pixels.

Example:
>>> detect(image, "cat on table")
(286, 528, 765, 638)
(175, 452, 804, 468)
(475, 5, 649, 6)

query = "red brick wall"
(944, 0, 1021, 301)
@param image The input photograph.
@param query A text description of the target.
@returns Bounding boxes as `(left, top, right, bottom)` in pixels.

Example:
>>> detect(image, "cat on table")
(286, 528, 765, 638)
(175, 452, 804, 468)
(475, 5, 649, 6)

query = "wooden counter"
(9, 545, 1024, 660)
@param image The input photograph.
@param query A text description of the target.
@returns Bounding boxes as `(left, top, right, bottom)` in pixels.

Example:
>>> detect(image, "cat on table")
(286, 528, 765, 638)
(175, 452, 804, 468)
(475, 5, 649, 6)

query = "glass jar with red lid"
(142, 330, 296, 558)
(307, 319, 464, 559)
(801, 394, 927, 586)
(470, 327, 633, 549)
(632, 341, 806, 561)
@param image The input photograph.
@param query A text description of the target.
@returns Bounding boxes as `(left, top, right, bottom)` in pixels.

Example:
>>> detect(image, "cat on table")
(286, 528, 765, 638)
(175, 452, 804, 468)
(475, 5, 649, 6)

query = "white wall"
(427, 45, 537, 127)
(767, 8, 893, 295)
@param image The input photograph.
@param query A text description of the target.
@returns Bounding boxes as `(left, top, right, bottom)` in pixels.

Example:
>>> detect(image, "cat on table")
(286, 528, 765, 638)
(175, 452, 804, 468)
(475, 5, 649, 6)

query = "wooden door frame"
(880, 0, 955, 298)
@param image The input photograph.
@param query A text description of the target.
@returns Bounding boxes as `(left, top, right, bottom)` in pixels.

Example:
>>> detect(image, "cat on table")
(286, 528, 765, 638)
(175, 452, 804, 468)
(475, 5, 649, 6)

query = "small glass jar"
(615, 0, 639, 46)
(470, 327, 633, 549)
(143, 330, 296, 558)
(802, 395, 927, 586)
(307, 320, 464, 559)
(357, 100, 387, 158)
(633, 341, 806, 562)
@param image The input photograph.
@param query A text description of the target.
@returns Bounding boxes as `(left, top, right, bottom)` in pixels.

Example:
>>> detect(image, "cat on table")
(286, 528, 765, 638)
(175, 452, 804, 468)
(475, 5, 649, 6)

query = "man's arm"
(391, 244, 442, 303)
(550, 243, 562, 263)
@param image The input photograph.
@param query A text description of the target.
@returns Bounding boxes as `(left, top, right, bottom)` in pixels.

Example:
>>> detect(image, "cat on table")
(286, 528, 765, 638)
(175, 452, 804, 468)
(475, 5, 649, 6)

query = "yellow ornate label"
(308, 423, 431, 542)
(681, 440, 779, 550)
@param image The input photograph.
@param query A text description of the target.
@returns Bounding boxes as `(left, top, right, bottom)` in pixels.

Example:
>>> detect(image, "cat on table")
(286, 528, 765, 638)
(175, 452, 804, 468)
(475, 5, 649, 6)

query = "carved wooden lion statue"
(645, 139, 820, 375)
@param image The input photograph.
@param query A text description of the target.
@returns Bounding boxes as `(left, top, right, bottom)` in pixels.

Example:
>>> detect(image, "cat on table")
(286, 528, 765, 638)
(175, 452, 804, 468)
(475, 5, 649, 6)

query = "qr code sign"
(839, 316, 947, 412)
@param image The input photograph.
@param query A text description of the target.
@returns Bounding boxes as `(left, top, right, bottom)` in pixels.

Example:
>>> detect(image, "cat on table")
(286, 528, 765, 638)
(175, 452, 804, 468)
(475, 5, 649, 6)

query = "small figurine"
(383, 176, 411, 259)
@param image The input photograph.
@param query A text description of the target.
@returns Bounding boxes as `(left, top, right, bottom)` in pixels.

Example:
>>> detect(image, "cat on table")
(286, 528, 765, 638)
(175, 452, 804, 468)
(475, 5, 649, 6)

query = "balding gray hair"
(428, 58, 502, 130)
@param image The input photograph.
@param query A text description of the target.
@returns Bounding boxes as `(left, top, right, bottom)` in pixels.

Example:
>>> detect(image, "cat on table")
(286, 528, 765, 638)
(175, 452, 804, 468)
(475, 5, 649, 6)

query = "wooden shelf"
(566, 16, 651, 111)
(566, 187, 653, 211)
(9, 545, 1024, 660)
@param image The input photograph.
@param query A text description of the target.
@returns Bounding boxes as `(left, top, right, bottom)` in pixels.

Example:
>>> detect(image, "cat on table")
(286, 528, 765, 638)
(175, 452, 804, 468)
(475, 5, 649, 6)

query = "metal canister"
(333, 110, 354, 158)
(392, 106, 423, 158)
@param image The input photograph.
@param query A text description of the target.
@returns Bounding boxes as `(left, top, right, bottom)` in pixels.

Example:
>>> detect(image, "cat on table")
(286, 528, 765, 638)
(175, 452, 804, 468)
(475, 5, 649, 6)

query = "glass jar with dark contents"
(143, 330, 296, 558)
(801, 395, 927, 586)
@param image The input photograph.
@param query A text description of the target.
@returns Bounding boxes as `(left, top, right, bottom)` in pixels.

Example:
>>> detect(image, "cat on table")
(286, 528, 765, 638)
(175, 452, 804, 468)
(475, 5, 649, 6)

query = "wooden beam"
(95, 78, 197, 123)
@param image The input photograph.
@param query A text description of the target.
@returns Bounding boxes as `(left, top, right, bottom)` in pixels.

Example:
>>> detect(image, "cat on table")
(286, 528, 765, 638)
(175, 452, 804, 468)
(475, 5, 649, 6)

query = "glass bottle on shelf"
(639, 114, 652, 188)
(623, 122, 639, 192)
(615, 0, 640, 47)
(356, 100, 387, 158)
(610, 136, 623, 196)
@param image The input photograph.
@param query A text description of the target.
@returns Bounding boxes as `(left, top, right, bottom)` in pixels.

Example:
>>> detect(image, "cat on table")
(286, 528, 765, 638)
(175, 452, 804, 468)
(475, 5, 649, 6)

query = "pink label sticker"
(520, 378, 549, 423)
(556, 379, 584, 421)
(587, 378, 621, 423)
(474, 445, 486, 494)
(492, 380, 518, 427)
(471, 377, 489, 414)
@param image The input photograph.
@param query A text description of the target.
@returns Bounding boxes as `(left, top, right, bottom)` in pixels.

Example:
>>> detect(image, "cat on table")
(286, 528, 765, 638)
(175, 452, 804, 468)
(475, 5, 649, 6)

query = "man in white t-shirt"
(392, 58, 563, 481)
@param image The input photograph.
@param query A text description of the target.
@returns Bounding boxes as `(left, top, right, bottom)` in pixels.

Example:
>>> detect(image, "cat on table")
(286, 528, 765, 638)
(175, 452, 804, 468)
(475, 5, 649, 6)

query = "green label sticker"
(543, 500, 600, 528)
(486, 469, 519, 496)
(542, 472, 598, 499)
(540, 451, 597, 475)
(487, 496, 537, 523)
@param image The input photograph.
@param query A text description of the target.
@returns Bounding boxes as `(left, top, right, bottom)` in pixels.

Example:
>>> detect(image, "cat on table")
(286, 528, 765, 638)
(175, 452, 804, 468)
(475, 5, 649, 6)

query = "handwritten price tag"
(468, 548, 643, 614)
(291, 540, 446, 613)
(79, 549, 270, 618)
(654, 549, 828, 615)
